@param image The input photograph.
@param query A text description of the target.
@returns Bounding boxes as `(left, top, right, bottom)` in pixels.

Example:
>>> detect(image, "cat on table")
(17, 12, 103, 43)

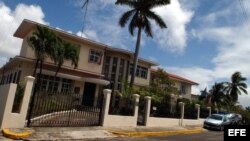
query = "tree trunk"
(32, 59, 39, 77)
(52, 65, 61, 92)
(37, 59, 43, 90)
(130, 27, 142, 88)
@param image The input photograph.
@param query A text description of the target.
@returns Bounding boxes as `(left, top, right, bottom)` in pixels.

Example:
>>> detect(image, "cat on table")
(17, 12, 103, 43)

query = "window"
(118, 59, 125, 80)
(61, 78, 72, 92)
(140, 67, 148, 79)
(9, 73, 13, 83)
(13, 72, 17, 83)
(180, 83, 187, 94)
(16, 71, 21, 83)
(111, 57, 118, 81)
(104, 56, 111, 79)
(48, 76, 60, 92)
(89, 49, 102, 64)
(130, 64, 148, 79)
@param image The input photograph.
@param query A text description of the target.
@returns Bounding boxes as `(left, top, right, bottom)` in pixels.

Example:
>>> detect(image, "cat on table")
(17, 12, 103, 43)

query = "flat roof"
(14, 19, 158, 66)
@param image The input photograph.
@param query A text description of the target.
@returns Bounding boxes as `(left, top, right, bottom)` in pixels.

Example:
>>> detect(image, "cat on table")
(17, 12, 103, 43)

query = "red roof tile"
(151, 69, 198, 85)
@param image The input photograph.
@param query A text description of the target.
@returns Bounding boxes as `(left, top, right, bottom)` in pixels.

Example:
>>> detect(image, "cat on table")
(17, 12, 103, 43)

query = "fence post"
(133, 94, 140, 120)
(101, 89, 112, 126)
(195, 104, 200, 120)
(144, 96, 151, 126)
(0, 84, 17, 130)
(21, 76, 35, 118)
(179, 102, 184, 126)
(207, 107, 211, 116)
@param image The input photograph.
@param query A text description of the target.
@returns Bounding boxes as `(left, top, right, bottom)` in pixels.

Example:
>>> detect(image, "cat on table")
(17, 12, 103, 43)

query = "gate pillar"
(0, 76, 35, 130)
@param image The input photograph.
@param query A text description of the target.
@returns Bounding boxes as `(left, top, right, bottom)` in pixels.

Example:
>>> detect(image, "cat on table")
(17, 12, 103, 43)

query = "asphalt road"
(87, 130, 223, 141)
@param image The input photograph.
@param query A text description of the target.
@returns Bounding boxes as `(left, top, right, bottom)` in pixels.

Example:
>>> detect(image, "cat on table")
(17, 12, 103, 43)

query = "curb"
(109, 128, 204, 137)
(2, 128, 33, 140)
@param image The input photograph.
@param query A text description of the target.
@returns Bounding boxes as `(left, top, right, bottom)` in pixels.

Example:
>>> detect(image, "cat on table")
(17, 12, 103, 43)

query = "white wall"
(101, 89, 139, 127)
(183, 119, 205, 127)
(0, 76, 35, 130)
(146, 117, 180, 127)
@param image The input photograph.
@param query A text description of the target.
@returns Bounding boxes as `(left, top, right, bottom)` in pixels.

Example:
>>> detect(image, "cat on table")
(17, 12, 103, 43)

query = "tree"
(53, 39, 79, 78)
(116, 0, 169, 87)
(28, 25, 58, 78)
(27, 25, 58, 126)
(208, 83, 227, 110)
(246, 106, 250, 112)
(224, 72, 248, 103)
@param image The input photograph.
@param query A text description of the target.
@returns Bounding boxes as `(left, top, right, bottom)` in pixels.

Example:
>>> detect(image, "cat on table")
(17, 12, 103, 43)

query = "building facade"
(151, 69, 198, 100)
(0, 19, 157, 107)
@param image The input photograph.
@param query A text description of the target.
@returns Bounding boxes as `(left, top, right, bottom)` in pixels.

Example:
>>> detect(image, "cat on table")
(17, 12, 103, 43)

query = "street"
(87, 130, 223, 141)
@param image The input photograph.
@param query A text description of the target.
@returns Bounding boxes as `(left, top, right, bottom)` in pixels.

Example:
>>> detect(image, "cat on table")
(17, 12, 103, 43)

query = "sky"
(0, 0, 250, 107)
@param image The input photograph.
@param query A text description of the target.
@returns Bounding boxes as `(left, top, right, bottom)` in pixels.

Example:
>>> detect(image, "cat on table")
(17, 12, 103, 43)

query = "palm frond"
(128, 11, 138, 36)
(144, 17, 153, 37)
(238, 82, 247, 88)
(119, 9, 136, 27)
(146, 11, 167, 28)
(148, 0, 171, 8)
(239, 87, 248, 94)
(115, 0, 136, 8)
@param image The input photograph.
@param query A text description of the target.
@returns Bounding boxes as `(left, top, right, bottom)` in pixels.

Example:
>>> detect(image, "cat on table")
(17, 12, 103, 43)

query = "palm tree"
(224, 72, 248, 103)
(27, 25, 58, 126)
(208, 83, 226, 110)
(53, 40, 79, 78)
(116, 0, 169, 87)
(28, 25, 58, 78)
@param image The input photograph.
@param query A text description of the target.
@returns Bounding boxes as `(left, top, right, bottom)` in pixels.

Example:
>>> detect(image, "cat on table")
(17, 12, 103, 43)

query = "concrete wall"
(102, 115, 137, 127)
(144, 96, 203, 128)
(146, 117, 180, 127)
(101, 89, 139, 127)
(182, 119, 205, 127)
(0, 76, 35, 130)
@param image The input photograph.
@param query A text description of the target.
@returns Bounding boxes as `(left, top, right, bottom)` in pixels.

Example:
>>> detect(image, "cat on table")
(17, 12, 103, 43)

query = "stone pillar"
(195, 104, 200, 120)
(170, 94, 176, 113)
(101, 89, 112, 126)
(0, 76, 35, 130)
(179, 102, 184, 126)
(207, 107, 211, 116)
(0, 84, 17, 130)
(133, 94, 140, 118)
(144, 96, 151, 126)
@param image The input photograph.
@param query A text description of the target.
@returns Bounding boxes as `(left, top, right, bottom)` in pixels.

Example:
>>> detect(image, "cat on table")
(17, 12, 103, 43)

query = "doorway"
(82, 82, 96, 106)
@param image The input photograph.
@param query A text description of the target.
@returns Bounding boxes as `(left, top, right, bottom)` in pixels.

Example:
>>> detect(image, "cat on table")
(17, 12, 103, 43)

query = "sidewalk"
(1, 126, 205, 141)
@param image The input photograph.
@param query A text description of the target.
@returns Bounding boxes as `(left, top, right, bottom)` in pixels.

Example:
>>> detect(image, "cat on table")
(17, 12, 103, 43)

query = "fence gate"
(27, 90, 103, 127)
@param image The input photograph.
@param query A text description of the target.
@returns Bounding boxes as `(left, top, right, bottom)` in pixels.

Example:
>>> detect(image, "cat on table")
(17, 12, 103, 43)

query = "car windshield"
(210, 115, 223, 120)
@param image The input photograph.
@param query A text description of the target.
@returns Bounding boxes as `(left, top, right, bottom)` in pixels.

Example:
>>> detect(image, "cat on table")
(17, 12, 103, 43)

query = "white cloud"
(76, 31, 87, 38)
(82, 29, 99, 41)
(153, 0, 194, 53)
(148, 56, 157, 62)
(77, 0, 194, 53)
(166, 0, 250, 107)
(0, 2, 47, 67)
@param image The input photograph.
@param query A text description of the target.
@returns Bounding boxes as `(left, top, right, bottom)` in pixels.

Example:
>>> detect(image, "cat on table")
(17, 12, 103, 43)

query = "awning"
(82, 77, 110, 86)
(40, 70, 110, 86)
